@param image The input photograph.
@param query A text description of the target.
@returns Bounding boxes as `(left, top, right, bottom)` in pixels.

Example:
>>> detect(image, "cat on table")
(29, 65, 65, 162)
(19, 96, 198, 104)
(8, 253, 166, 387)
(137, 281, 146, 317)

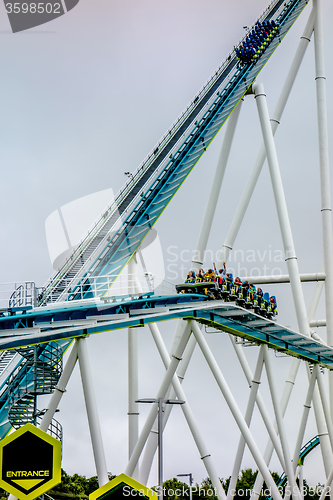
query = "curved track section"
(267, 436, 320, 497)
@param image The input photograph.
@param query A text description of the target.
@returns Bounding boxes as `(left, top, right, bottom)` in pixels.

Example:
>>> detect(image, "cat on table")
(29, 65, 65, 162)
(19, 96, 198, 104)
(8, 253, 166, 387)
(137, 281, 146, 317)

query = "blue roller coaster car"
(235, 20, 280, 65)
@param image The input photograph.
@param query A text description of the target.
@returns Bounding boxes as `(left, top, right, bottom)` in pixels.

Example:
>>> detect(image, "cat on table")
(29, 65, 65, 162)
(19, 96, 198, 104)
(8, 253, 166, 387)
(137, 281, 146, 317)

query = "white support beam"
(252, 82, 333, 474)
(304, 275, 333, 477)
(140, 331, 197, 484)
(192, 100, 243, 271)
(239, 273, 325, 285)
(77, 337, 109, 487)
(230, 337, 285, 470)
(313, 0, 333, 418)
(217, 8, 315, 267)
(250, 358, 301, 500)
(125, 321, 192, 477)
(191, 321, 283, 500)
(309, 320, 326, 328)
(227, 346, 265, 500)
(299, 465, 304, 500)
(315, 365, 333, 449)
(128, 255, 139, 479)
(263, 346, 301, 500)
(292, 367, 317, 472)
(39, 341, 78, 432)
(254, 81, 310, 339)
(252, 281, 332, 496)
(141, 322, 226, 500)
(319, 466, 333, 500)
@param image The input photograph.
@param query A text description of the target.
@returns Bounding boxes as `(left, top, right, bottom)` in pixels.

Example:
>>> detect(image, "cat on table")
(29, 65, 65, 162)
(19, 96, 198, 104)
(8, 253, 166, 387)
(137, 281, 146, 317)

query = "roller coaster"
(176, 273, 278, 318)
(1, 0, 332, 498)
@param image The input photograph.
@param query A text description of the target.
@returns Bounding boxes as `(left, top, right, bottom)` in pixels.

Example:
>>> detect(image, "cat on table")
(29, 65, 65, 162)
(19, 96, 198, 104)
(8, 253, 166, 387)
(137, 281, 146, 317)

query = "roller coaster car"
(236, 293, 245, 307)
(221, 273, 234, 301)
(229, 286, 238, 302)
(258, 292, 278, 319)
(244, 296, 255, 309)
(254, 300, 266, 316)
(176, 282, 218, 300)
(267, 294, 278, 319)
(175, 283, 278, 318)
(219, 282, 230, 300)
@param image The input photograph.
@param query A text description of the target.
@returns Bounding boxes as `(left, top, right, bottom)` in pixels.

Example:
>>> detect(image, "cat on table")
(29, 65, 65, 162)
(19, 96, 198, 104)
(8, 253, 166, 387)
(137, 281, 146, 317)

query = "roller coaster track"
(1, 0, 311, 438)
(0, 296, 333, 365)
(36, 0, 310, 306)
(267, 436, 320, 498)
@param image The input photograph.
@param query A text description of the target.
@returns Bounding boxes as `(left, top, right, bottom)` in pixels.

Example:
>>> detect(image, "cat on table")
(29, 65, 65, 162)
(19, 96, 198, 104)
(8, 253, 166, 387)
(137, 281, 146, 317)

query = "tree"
(160, 478, 191, 500)
(48, 470, 116, 499)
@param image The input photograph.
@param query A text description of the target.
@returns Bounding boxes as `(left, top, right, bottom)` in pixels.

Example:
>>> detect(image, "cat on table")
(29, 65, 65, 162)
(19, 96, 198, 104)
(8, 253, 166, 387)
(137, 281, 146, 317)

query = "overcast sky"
(0, 0, 333, 491)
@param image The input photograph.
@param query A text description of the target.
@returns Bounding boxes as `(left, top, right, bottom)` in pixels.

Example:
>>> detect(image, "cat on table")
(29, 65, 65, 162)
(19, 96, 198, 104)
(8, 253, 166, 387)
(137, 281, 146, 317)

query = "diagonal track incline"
(39, 0, 310, 306)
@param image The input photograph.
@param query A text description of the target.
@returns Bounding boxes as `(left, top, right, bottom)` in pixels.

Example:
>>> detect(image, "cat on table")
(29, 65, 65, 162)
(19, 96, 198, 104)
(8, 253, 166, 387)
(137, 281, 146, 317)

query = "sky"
(0, 0, 333, 492)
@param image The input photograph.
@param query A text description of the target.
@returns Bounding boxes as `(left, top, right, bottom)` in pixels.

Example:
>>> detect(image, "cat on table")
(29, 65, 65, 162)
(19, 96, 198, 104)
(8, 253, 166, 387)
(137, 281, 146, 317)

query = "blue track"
(0, 297, 332, 366)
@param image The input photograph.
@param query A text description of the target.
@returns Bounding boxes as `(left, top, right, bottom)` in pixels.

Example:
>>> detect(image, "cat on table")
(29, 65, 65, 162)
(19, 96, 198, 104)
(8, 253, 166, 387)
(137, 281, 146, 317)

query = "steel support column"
(125, 321, 192, 477)
(254, 81, 310, 337)
(230, 338, 285, 470)
(141, 322, 226, 500)
(192, 100, 242, 271)
(39, 341, 78, 432)
(292, 367, 317, 471)
(227, 346, 265, 500)
(313, 0, 333, 418)
(217, 9, 315, 267)
(77, 337, 108, 487)
(191, 321, 283, 500)
(128, 255, 139, 479)
(263, 346, 301, 500)
(140, 329, 196, 481)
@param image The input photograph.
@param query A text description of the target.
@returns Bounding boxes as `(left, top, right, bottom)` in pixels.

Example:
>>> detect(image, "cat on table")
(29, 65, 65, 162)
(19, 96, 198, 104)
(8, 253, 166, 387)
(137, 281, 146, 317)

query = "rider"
(196, 269, 205, 282)
(257, 287, 264, 306)
(219, 262, 226, 277)
(185, 271, 196, 283)
(234, 276, 242, 294)
(270, 296, 277, 313)
(249, 284, 256, 301)
(204, 269, 216, 282)
(225, 273, 233, 291)
(242, 280, 250, 298)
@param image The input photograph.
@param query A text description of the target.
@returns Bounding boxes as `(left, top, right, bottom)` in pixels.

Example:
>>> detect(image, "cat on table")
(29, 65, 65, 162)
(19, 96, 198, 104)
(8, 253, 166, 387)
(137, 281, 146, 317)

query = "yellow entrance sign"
(0, 423, 61, 500)
(90, 473, 158, 500)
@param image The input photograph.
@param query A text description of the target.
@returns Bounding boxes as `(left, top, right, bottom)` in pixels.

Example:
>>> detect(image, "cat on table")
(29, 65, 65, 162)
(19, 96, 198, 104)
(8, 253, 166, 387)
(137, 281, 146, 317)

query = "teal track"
(268, 436, 320, 496)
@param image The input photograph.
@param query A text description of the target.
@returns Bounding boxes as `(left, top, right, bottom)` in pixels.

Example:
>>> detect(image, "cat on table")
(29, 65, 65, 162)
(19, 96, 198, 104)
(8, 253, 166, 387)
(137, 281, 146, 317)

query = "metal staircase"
(0, 350, 17, 375)
(7, 343, 63, 440)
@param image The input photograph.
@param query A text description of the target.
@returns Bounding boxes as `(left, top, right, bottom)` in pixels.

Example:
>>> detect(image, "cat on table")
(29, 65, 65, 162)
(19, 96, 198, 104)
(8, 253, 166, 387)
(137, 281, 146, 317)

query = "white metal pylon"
(128, 254, 139, 479)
